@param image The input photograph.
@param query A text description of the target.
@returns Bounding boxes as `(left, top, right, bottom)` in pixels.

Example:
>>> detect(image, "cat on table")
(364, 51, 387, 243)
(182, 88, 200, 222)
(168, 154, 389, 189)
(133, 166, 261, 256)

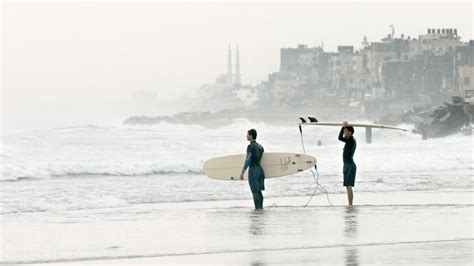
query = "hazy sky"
(1, 1, 473, 127)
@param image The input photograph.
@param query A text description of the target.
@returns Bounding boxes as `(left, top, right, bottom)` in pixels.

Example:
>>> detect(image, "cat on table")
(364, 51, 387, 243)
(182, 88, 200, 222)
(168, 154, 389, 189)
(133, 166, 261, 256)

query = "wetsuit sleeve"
(350, 139, 357, 157)
(338, 127, 347, 142)
(242, 153, 252, 173)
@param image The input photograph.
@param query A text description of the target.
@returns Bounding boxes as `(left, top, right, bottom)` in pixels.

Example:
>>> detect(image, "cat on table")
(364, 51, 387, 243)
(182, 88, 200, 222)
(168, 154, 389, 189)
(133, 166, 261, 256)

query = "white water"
(1, 120, 473, 214)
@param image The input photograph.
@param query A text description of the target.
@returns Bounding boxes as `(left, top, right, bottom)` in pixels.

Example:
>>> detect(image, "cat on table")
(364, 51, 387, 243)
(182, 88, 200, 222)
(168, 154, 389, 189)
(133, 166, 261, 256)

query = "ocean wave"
(0, 194, 130, 214)
(2, 176, 471, 215)
(2, 121, 471, 215)
(0, 162, 203, 181)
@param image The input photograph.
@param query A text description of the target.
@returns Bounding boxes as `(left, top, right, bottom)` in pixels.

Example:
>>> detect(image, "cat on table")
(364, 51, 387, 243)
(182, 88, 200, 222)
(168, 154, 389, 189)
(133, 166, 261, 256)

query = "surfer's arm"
(338, 127, 346, 142)
(242, 153, 252, 173)
(240, 153, 252, 180)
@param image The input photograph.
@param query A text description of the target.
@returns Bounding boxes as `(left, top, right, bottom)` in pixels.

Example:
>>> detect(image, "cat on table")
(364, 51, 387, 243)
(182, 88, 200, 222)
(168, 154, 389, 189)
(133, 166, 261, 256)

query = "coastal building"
(329, 46, 370, 100)
(456, 41, 474, 97)
(459, 66, 474, 96)
(417, 28, 463, 56)
(198, 28, 472, 110)
(280, 45, 317, 77)
(366, 37, 410, 87)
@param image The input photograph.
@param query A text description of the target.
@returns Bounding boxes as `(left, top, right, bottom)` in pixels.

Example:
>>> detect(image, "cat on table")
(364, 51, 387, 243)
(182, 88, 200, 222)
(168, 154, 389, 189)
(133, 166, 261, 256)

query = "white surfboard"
(298, 122, 408, 131)
(203, 152, 317, 181)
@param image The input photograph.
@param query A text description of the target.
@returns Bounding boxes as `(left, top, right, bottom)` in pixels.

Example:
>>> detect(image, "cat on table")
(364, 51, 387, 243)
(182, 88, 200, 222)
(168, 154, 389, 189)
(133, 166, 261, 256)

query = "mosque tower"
(227, 44, 233, 85)
(234, 45, 241, 86)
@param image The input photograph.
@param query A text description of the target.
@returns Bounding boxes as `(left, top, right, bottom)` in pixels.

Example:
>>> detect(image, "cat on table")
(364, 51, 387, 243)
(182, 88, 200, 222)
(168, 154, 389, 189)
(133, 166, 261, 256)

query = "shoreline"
(1, 189, 473, 216)
(30, 239, 474, 265)
(2, 190, 472, 264)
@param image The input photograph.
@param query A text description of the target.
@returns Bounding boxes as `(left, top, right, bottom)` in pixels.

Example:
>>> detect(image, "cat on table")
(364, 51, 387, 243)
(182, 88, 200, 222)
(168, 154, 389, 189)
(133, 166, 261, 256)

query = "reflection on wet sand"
(249, 210, 266, 236)
(344, 206, 359, 266)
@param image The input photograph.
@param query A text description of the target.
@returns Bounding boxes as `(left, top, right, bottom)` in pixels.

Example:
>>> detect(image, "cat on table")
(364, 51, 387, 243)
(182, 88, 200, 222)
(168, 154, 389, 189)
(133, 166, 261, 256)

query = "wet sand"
(2, 190, 473, 265)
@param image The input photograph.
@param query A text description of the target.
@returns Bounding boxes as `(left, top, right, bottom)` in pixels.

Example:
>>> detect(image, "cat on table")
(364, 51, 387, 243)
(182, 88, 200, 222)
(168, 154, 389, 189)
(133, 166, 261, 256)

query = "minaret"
(234, 45, 241, 86)
(227, 44, 233, 85)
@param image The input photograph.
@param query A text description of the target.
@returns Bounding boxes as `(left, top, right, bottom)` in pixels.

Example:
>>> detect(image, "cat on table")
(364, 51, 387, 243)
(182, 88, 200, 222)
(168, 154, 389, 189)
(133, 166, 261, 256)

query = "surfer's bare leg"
(346, 186, 353, 206)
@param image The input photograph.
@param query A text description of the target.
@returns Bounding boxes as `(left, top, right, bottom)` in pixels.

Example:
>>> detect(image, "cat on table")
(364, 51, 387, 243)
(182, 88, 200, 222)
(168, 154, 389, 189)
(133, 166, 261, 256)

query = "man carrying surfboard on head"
(339, 121, 357, 206)
(240, 129, 265, 210)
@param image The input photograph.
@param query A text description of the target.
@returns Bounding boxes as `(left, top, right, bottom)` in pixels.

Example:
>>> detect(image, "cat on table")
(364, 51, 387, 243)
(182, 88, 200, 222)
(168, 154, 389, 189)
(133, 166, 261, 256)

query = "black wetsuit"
(242, 141, 265, 209)
(338, 127, 357, 186)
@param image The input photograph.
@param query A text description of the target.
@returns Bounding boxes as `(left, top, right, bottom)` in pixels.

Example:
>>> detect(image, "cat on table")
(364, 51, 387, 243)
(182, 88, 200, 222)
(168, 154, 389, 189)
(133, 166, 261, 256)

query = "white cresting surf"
(1, 121, 472, 214)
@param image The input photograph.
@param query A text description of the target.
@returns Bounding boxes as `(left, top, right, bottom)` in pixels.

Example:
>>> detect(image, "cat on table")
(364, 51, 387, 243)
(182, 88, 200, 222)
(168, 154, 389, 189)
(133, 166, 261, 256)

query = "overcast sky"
(1, 1, 473, 127)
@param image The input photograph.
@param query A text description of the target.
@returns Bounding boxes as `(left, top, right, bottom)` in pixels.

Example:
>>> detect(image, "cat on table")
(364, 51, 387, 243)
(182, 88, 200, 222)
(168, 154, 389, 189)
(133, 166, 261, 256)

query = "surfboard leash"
(299, 124, 334, 207)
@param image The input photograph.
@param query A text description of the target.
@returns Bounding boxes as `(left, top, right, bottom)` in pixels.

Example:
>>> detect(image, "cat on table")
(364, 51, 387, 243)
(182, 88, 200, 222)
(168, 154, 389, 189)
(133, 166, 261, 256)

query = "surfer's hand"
(342, 121, 348, 127)
(240, 172, 244, 180)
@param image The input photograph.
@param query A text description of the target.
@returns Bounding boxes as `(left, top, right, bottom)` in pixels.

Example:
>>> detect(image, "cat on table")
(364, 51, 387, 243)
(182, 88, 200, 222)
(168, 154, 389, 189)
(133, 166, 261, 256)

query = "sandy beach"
(2, 190, 472, 265)
(1, 123, 472, 265)
(3, 1, 474, 264)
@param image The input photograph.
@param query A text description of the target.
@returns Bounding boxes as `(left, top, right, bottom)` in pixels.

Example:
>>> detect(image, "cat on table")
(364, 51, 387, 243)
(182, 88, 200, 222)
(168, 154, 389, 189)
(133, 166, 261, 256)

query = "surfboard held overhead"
(297, 119, 408, 143)
(297, 121, 408, 131)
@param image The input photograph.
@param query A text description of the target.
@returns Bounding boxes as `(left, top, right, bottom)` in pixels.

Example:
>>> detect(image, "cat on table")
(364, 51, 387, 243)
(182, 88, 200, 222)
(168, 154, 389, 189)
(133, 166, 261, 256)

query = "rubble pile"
(378, 96, 473, 138)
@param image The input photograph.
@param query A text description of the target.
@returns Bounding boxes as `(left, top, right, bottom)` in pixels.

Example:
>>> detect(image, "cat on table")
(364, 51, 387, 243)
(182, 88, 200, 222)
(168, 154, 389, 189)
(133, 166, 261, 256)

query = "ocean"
(1, 120, 473, 264)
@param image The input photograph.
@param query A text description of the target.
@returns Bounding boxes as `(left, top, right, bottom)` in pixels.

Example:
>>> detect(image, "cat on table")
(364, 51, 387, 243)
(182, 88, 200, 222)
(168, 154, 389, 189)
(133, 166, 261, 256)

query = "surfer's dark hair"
(248, 129, 257, 140)
(346, 126, 354, 134)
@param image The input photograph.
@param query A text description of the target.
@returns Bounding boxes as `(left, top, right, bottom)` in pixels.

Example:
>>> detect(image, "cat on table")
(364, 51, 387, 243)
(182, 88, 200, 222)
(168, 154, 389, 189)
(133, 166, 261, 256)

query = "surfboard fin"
(299, 117, 307, 123)
(308, 117, 318, 122)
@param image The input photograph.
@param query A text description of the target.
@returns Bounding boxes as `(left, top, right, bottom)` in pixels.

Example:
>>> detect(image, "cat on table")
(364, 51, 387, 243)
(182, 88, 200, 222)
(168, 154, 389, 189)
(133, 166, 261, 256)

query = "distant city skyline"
(2, 1, 473, 127)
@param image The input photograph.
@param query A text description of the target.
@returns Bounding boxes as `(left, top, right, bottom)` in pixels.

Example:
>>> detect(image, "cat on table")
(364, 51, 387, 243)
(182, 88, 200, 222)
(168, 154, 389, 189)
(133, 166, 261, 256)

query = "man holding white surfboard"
(240, 129, 265, 210)
(339, 121, 357, 206)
